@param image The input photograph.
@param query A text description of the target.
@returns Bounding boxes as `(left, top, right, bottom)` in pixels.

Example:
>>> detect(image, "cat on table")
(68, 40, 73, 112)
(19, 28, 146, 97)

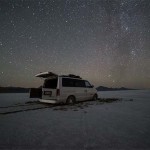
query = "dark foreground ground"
(0, 90, 150, 150)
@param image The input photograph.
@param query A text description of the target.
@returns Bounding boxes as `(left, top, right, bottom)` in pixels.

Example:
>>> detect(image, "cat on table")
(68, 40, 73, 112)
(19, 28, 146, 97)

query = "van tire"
(66, 96, 76, 104)
(93, 94, 98, 101)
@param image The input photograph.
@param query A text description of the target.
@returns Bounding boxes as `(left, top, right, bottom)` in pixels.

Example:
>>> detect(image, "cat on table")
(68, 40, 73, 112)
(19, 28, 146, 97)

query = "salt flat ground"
(0, 90, 150, 150)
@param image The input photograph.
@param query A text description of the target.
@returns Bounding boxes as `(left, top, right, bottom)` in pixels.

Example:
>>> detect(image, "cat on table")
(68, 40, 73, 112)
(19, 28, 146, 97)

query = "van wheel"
(93, 94, 98, 101)
(66, 96, 76, 104)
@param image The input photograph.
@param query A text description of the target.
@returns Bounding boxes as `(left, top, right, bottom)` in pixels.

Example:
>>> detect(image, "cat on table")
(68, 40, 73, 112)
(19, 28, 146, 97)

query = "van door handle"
(84, 90, 87, 92)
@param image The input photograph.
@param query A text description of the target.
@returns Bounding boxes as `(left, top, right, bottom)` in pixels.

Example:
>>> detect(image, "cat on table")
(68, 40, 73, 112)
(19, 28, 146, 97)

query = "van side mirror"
(91, 85, 94, 88)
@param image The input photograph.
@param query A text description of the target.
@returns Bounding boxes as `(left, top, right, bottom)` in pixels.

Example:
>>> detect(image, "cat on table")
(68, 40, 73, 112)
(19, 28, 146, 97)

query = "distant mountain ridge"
(96, 86, 137, 91)
(0, 87, 29, 93)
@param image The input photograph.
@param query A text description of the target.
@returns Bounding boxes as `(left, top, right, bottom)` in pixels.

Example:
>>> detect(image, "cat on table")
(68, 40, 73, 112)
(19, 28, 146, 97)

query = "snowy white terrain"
(0, 90, 150, 149)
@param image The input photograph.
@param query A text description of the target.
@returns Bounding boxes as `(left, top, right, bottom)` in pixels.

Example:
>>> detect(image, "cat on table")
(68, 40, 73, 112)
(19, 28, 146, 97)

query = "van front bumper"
(39, 99, 58, 104)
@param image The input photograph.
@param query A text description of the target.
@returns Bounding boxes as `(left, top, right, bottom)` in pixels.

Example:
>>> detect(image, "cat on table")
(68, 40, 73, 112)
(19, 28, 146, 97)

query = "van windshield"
(43, 78, 57, 89)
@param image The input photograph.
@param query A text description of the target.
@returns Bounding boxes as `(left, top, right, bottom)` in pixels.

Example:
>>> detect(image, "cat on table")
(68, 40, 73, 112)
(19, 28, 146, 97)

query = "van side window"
(62, 78, 85, 87)
(62, 78, 74, 87)
(74, 79, 85, 87)
(85, 81, 92, 88)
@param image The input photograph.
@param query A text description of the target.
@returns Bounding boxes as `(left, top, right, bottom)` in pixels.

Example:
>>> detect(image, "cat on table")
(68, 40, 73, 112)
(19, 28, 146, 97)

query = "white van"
(30, 72, 98, 104)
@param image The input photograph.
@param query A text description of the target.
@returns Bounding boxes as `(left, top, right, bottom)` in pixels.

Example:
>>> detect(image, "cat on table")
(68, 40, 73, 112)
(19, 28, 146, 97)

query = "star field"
(0, 0, 150, 88)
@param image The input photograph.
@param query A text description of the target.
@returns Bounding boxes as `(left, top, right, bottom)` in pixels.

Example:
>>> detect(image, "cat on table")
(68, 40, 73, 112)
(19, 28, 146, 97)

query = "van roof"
(35, 72, 81, 79)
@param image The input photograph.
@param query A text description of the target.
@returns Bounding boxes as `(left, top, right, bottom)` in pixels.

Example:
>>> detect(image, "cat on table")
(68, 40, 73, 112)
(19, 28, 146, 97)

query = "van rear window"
(62, 78, 85, 87)
(43, 78, 57, 89)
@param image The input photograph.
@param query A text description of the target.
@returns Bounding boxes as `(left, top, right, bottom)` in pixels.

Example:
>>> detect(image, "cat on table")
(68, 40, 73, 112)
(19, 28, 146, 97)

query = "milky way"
(0, 0, 150, 88)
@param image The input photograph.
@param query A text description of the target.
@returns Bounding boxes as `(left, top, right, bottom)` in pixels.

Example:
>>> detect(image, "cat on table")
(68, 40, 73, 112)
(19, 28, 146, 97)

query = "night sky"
(0, 0, 150, 88)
